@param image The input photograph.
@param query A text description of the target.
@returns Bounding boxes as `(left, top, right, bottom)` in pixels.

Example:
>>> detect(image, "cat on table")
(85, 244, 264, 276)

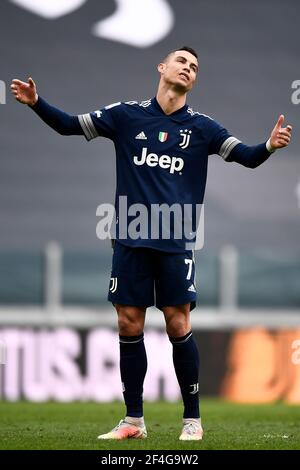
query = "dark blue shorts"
(107, 241, 197, 311)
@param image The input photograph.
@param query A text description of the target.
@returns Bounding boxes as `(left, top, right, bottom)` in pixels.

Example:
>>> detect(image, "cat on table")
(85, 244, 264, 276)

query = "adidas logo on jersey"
(188, 284, 196, 293)
(135, 131, 147, 140)
(133, 147, 184, 174)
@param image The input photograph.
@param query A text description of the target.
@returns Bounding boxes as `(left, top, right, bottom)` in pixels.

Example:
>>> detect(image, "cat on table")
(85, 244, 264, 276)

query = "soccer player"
(11, 46, 292, 441)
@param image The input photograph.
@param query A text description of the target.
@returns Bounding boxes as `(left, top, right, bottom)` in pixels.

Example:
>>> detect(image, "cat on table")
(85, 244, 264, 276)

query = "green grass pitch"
(0, 399, 299, 450)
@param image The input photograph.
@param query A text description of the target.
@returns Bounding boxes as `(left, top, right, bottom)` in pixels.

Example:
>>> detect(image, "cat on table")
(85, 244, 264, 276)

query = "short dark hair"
(164, 46, 198, 62)
(175, 46, 198, 59)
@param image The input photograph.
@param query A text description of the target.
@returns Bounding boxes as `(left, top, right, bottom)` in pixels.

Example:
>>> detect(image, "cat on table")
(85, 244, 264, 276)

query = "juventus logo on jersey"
(190, 383, 199, 395)
(109, 277, 118, 293)
(179, 129, 192, 149)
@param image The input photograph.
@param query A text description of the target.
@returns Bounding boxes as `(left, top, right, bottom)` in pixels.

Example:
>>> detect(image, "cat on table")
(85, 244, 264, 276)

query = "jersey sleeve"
(206, 117, 271, 168)
(206, 118, 241, 159)
(29, 96, 85, 136)
(78, 102, 122, 141)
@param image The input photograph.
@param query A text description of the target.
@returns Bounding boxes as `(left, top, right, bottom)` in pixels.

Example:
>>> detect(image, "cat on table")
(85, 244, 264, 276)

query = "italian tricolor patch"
(158, 131, 168, 142)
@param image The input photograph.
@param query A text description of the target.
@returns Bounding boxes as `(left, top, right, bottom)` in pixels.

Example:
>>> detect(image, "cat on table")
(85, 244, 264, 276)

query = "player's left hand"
(269, 115, 292, 149)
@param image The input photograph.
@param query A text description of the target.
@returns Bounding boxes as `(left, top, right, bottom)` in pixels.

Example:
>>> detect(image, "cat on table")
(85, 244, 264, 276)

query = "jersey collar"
(151, 97, 189, 120)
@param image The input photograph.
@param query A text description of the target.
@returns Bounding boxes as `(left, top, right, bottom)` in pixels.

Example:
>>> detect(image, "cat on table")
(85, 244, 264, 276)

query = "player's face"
(159, 51, 198, 92)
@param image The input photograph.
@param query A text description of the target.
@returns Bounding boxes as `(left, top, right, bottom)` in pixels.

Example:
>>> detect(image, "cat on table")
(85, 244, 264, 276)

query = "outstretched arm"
(10, 77, 83, 136)
(226, 115, 292, 168)
(11, 77, 38, 106)
(267, 114, 292, 151)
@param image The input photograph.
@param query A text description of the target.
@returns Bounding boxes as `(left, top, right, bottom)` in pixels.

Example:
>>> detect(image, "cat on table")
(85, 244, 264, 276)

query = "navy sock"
(169, 331, 200, 419)
(119, 333, 147, 418)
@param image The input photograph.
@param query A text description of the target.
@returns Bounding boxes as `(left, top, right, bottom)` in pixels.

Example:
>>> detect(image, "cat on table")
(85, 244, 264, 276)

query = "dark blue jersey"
(30, 96, 272, 252)
(78, 97, 271, 252)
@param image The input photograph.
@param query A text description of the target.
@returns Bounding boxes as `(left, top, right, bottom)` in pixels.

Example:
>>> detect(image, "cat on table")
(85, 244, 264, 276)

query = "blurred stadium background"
(0, 0, 300, 405)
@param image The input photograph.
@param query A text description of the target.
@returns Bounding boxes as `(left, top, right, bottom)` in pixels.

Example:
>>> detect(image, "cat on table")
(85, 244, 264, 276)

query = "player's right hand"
(10, 77, 38, 106)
